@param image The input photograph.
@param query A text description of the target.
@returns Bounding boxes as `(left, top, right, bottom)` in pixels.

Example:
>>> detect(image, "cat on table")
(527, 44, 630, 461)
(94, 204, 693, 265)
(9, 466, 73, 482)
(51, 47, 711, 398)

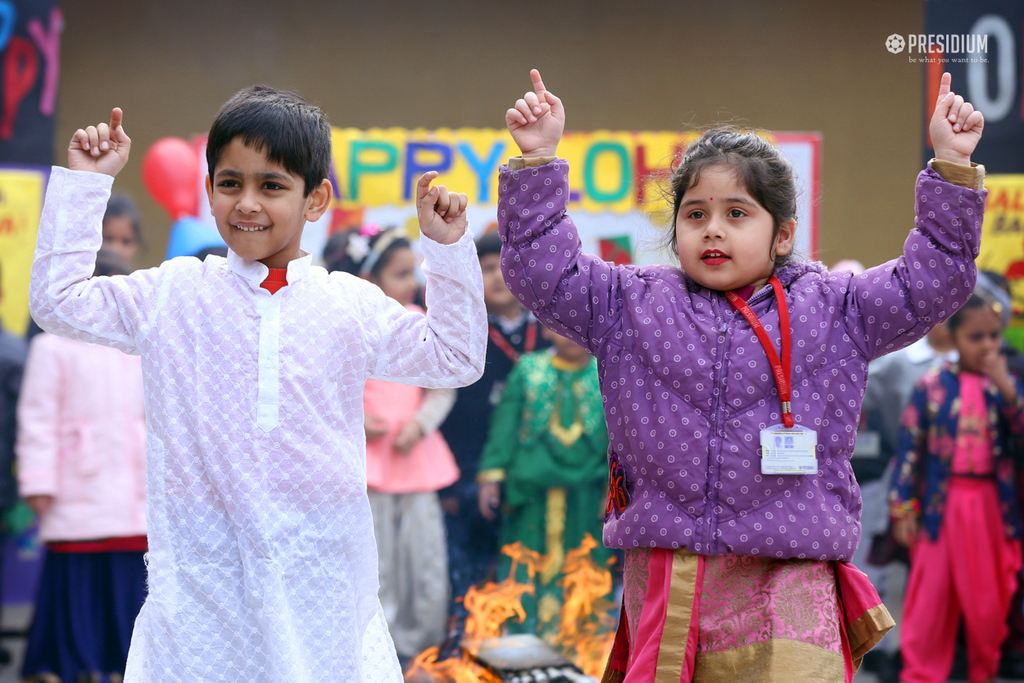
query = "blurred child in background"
(101, 194, 143, 265)
(891, 282, 1024, 683)
(477, 327, 610, 637)
(17, 247, 147, 683)
(329, 226, 459, 663)
(0, 261, 28, 667)
(439, 231, 551, 615)
(858, 317, 958, 682)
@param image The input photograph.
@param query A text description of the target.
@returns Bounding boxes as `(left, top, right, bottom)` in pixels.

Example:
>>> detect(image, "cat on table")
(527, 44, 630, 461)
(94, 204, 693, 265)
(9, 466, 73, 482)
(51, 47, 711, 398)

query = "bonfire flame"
(462, 541, 540, 651)
(404, 648, 500, 683)
(552, 534, 617, 677)
(405, 534, 615, 682)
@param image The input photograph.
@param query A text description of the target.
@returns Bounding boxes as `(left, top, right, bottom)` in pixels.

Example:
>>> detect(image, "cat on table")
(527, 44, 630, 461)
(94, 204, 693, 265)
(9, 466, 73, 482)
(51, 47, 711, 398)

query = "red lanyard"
(488, 322, 537, 363)
(724, 276, 794, 428)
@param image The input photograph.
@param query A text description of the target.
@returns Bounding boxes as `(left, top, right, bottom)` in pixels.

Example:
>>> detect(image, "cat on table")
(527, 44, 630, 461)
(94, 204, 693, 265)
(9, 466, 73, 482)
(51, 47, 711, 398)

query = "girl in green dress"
(477, 328, 611, 636)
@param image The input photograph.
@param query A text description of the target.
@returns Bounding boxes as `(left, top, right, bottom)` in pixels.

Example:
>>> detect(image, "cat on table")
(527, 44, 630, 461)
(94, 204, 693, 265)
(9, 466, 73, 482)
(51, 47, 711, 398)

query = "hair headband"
(975, 272, 1013, 328)
(357, 227, 403, 277)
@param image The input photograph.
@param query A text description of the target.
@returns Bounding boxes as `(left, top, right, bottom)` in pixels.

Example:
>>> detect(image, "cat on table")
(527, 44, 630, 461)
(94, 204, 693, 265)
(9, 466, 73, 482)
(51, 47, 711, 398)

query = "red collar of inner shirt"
(261, 268, 289, 294)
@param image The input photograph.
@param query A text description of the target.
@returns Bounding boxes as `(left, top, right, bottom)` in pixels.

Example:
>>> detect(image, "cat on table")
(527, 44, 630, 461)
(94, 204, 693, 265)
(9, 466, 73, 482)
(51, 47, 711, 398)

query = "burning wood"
(473, 634, 595, 682)
(404, 534, 614, 683)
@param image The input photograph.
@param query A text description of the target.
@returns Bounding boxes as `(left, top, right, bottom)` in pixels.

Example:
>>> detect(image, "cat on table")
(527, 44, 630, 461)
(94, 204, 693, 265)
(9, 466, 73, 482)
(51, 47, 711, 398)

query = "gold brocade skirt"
(601, 549, 893, 683)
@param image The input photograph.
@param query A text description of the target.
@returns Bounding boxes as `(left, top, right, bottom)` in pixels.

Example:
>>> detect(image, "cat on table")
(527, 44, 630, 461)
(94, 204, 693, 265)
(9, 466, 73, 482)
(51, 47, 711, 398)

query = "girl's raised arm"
(498, 70, 628, 354)
(840, 73, 987, 358)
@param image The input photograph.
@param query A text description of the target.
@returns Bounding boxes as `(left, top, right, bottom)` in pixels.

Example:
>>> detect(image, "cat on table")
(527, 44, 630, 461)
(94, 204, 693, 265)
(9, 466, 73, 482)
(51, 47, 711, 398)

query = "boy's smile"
(206, 138, 331, 269)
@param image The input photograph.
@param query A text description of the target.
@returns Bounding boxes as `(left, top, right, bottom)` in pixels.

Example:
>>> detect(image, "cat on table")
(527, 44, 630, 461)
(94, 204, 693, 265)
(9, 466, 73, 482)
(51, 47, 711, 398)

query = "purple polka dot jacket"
(497, 159, 985, 561)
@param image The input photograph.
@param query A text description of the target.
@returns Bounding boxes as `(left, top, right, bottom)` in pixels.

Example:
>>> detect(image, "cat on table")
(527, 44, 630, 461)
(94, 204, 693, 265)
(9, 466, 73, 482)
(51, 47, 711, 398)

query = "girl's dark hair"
(948, 289, 1007, 332)
(326, 227, 410, 278)
(93, 248, 131, 278)
(103, 193, 143, 246)
(667, 129, 798, 267)
(207, 85, 331, 197)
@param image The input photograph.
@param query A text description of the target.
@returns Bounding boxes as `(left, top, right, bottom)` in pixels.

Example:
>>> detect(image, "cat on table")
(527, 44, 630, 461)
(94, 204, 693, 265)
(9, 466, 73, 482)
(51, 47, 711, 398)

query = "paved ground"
(0, 604, 29, 683)
(0, 605, 1013, 683)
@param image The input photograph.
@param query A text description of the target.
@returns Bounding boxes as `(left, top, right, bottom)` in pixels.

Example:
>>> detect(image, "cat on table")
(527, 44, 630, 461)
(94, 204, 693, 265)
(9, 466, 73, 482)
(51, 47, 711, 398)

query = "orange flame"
(404, 535, 615, 681)
(404, 647, 500, 683)
(552, 534, 617, 677)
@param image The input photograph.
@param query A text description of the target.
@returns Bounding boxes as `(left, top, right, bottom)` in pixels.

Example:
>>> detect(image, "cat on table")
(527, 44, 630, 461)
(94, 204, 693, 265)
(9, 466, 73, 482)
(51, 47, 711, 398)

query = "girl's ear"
(774, 220, 796, 257)
(304, 179, 333, 222)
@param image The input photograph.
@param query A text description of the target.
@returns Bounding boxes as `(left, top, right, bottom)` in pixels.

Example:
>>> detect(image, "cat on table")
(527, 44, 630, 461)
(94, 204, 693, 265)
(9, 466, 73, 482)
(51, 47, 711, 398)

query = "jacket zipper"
(705, 295, 729, 553)
(705, 284, 778, 553)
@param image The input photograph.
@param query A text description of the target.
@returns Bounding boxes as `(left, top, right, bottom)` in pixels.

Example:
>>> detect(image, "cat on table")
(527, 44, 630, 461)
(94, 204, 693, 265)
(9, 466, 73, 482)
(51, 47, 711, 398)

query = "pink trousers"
(901, 477, 1022, 683)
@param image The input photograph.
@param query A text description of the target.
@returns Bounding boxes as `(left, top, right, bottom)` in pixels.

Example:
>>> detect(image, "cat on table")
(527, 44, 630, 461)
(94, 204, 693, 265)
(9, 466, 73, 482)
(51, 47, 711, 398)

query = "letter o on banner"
(584, 142, 631, 203)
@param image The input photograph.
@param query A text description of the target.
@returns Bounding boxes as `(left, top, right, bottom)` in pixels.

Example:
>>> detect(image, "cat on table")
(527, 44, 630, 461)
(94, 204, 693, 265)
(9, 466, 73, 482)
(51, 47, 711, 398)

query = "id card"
(759, 425, 818, 475)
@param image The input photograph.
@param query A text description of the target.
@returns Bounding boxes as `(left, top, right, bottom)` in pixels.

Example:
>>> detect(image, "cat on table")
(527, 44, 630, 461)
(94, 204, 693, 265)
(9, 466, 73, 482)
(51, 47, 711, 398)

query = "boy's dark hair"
(103, 193, 144, 247)
(93, 249, 131, 278)
(666, 129, 798, 268)
(475, 231, 503, 259)
(206, 85, 331, 197)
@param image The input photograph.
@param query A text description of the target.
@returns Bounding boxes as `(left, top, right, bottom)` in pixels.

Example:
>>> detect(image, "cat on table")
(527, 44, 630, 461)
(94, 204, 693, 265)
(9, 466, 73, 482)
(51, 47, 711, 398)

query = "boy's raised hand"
(930, 72, 984, 166)
(416, 171, 469, 245)
(68, 108, 131, 177)
(506, 69, 564, 159)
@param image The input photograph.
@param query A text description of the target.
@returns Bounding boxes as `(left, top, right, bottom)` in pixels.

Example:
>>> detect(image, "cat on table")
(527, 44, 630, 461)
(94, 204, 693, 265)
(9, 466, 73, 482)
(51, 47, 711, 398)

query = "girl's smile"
(701, 249, 730, 265)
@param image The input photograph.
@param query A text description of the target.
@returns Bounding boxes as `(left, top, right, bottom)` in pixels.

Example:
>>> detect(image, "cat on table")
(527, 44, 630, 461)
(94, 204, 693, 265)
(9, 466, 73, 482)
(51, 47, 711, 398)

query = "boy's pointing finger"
(415, 171, 439, 206)
(110, 107, 123, 132)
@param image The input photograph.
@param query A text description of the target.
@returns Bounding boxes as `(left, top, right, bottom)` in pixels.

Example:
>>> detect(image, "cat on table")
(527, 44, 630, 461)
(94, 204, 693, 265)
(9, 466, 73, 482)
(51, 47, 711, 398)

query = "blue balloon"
(165, 217, 226, 260)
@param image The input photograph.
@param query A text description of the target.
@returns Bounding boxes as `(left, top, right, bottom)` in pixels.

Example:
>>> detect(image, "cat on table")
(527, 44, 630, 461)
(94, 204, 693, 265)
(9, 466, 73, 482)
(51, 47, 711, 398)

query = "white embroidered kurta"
(31, 167, 487, 682)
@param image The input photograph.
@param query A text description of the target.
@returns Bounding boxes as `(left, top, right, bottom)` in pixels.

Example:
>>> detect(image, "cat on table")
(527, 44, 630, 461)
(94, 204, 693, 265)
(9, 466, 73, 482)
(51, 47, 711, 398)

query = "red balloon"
(142, 137, 200, 220)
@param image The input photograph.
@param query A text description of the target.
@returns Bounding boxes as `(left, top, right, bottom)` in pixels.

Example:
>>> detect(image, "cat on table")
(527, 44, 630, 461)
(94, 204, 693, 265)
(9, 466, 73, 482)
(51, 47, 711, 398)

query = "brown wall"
(58, 0, 926, 269)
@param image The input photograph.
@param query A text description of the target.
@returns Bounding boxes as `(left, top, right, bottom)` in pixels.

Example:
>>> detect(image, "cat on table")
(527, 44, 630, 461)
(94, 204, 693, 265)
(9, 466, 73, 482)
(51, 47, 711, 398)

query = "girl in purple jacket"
(498, 70, 987, 682)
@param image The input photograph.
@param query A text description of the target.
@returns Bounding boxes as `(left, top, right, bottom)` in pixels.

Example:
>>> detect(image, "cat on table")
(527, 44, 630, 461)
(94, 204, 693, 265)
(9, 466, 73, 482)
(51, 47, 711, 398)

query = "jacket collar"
(683, 259, 826, 303)
(227, 249, 312, 288)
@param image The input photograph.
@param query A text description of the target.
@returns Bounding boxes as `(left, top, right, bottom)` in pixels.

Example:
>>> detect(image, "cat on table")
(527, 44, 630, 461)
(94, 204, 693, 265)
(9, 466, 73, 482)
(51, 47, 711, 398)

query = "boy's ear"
(204, 175, 214, 213)
(774, 220, 796, 257)
(304, 179, 333, 222)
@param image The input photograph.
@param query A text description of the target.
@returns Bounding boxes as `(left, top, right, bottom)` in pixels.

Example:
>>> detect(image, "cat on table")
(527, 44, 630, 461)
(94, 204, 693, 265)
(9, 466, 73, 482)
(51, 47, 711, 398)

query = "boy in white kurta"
(30, 88, 486, 681)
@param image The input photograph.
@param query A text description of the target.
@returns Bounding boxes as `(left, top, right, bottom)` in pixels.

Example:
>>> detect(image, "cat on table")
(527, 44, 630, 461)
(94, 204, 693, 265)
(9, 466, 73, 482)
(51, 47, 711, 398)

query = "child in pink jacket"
(17, 247, 147, 683)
